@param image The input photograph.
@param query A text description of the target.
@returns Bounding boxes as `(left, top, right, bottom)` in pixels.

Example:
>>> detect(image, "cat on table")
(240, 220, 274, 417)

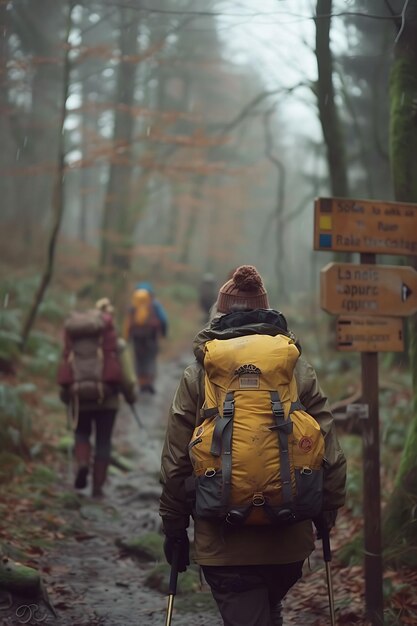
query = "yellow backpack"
(132, 289, 153, 325)
(188, 334, 325, 526)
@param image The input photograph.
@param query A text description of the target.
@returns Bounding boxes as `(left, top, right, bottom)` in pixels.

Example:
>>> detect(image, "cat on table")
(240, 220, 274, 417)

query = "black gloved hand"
(313, 510, 338, 540)
(163, 529, 190, 573)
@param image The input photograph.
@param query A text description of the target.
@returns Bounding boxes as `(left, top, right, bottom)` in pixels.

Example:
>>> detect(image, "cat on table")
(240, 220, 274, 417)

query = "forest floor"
(2, 341, 417, 625)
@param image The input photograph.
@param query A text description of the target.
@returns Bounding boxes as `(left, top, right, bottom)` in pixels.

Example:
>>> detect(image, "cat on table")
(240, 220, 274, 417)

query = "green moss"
(115, 531, 164, 562)
(389, 56, 417, 201)
(0, 558, 41, 595)
(144, 562, 200, 594)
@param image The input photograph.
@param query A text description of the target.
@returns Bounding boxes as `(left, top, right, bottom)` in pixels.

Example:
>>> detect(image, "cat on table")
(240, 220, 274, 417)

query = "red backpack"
(57, 309, 122, 403)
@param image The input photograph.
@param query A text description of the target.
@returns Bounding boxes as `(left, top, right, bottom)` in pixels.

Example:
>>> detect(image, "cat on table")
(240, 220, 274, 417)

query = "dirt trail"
(2, 351, 334, 626)
(44, 351, 224, 626)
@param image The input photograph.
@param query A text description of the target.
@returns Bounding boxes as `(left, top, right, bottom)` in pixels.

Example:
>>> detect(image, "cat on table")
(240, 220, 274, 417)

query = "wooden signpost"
(320, 263, 417, 318)
(336, 316, 404, 352)
(314, 196, 417, 626)
(314, 196, 417, 255)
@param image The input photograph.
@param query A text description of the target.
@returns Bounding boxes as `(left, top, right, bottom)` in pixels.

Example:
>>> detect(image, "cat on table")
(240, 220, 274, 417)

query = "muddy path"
(2, 351, 338, 626)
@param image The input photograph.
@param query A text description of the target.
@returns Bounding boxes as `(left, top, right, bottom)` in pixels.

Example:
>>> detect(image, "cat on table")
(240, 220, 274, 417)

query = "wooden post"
(360, 252, 384, 625)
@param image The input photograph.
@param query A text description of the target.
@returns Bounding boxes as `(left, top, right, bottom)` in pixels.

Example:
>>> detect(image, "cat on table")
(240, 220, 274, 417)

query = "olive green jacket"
(159, 310, 347, 565)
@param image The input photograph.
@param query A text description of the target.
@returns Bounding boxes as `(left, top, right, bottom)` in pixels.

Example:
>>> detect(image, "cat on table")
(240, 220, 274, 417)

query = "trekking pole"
(66, 404, 74, 483)
(321, 522, 336, 626)
(128, 403, 144, 429)
(165, 542, 180, 626)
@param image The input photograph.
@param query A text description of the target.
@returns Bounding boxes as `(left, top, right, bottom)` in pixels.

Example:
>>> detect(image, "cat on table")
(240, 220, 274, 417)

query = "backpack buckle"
(271, 400, 284, 419)
(252, 493, 265, 507)
(223, 400, 235, 418)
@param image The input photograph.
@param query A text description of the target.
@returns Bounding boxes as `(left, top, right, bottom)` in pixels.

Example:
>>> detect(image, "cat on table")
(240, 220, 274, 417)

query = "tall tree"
(382, 0, 417, 561)
(314, 0, 349, 197)
(10, 0, 65, 244)
(20, 1, 73, 350)
(99, 6, 140, 284)
(338, 0, 395, 200)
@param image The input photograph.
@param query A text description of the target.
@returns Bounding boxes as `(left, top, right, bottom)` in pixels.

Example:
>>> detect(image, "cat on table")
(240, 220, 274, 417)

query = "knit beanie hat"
(216, 265, 269, 314)
(95, 297, 114, 314)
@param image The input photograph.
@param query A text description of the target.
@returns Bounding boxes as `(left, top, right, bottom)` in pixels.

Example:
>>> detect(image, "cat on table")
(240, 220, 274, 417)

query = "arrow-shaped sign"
(402, 283, 412, 302)
(320, 263, 417, 317)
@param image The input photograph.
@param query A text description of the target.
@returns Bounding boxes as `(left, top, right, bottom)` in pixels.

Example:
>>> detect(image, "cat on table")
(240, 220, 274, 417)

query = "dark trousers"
(132, 336, 158, 375)
(75, 409, 116, 460)
(202, 561, 304, 626)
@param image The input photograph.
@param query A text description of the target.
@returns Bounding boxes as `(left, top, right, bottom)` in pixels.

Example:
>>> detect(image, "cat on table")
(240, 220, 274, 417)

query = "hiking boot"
(74, 465, 89, 489)
(74, 440, 91, 489)
(271, 601, 283, 626)
(92, 459, 109, 498)
(141, 384, 156, 394)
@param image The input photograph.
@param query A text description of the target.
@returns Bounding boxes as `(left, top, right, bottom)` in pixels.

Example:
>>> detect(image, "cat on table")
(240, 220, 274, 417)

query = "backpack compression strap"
(209, 391, 235, 509)
(270, 391, 294, 505)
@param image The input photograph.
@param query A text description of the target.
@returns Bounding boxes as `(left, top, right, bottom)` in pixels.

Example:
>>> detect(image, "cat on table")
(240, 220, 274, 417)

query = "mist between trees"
(1, 0, 406, 302)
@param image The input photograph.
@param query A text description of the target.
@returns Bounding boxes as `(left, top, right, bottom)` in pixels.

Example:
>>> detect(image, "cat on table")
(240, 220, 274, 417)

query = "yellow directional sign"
(320, 263, 417, 316)
(337, 316, 404, 352)
(314, 197, 417, 256)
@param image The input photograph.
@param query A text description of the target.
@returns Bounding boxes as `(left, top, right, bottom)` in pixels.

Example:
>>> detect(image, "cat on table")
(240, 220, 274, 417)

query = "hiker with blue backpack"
(159, 265, 346, 626)
(124, 282, 168, 394)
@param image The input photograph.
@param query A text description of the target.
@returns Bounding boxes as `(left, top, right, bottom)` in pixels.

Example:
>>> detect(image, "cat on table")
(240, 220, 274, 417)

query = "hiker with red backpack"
(124, 282, 168, 394)
(58, 298, 137, 498)
(159, 265, 346, 626)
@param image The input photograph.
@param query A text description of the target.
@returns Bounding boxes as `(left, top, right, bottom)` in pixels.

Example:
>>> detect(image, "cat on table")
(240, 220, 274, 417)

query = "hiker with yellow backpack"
(124, 282, 168, 394)
(159, 266, 346, 626)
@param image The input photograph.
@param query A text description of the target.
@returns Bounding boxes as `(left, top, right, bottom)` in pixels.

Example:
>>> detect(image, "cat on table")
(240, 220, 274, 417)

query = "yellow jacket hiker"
(159, 265, 346, 626)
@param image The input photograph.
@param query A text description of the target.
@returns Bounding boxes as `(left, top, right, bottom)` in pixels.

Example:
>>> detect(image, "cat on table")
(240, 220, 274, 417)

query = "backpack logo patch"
(298, 436, 314, 452)
(236, 364, 261, 389)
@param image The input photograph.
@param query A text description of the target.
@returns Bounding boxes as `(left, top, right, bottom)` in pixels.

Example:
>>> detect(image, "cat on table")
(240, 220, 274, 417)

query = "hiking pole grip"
(321, 521, 332, 563)
(168, 540, 180, 595)
(165, 541, 180, 626)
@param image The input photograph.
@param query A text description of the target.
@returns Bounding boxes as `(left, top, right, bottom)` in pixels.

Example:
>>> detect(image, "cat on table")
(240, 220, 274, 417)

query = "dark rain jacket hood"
(193, 309, 300, 364)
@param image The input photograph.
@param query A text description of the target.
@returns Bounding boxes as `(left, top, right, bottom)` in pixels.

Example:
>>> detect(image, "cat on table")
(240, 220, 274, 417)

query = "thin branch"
(384, 0, 402, 28)
(20, 2, 73, 351)
(102, 3, 403, 21)
(395, 0, 410, 42)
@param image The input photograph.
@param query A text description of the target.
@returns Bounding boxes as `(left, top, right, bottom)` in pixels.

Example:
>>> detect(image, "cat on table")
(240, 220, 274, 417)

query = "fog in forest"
(1, 0, 402, 315)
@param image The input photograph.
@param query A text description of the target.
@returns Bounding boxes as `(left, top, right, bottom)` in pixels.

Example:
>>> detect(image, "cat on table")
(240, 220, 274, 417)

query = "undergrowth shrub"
(0, 384, 31, 455)
(23, 331, 61, 380)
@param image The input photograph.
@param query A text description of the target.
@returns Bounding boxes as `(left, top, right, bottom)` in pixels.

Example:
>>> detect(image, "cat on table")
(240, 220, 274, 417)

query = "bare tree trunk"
(262, 109, 287, 298)
(180, 175, 204, 266)
(382, 0, 417, 558)
(20, 2, 73, 352)
(315, 0, 349, 197)
(99, 7, 140, 282)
